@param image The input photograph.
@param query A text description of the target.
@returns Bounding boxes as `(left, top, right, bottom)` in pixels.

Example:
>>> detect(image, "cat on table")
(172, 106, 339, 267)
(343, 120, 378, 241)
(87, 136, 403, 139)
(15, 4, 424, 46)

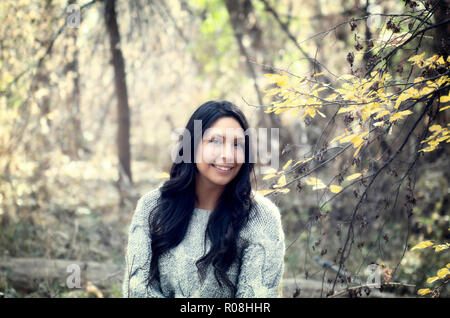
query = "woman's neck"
(194, 176, 225, 211)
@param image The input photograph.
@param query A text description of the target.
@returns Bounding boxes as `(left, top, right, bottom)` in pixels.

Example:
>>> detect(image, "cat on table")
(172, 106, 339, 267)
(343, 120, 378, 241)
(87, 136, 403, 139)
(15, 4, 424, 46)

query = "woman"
(122, 100, 285, 298)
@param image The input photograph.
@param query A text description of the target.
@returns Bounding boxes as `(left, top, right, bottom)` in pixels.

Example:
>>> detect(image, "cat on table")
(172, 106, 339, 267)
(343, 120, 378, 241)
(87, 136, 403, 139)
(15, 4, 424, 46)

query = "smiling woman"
(195, 117, 247, 210)
(122, 100, 285, 298)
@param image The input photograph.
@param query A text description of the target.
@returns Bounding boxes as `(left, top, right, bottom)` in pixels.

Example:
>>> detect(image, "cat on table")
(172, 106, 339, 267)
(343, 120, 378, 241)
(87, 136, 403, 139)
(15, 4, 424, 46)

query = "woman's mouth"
(211, 164, 234, 174)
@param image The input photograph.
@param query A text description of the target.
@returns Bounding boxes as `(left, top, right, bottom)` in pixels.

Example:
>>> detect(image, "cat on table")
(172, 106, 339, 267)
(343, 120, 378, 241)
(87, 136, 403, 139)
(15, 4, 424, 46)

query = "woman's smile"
(211, 163, 235, 174)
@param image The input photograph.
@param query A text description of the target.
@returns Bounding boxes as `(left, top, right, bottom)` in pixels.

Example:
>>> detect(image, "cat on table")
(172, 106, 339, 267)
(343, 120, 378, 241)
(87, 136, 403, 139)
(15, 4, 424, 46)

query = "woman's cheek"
(202, 147, 217, 164)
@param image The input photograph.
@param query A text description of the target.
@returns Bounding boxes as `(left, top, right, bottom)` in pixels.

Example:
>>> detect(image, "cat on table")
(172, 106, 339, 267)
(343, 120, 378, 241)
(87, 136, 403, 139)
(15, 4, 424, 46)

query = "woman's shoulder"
(240, 190, 284, 241)
(250, 190, 282, 222)
(132, 183, 163, 223)
(139, 184, 163, 205)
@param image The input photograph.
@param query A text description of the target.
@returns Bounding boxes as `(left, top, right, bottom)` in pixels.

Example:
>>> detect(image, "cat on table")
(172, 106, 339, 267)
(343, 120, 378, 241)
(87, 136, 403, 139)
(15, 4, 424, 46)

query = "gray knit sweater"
(122, 186, 285, 298)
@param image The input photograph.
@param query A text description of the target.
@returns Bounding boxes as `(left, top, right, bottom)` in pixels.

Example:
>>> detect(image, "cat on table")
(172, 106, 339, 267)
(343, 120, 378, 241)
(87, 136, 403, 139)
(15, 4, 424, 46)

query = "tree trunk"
(104, 0, 133, 193)
(62, 0, 84, 160)
(224, 0, 296, 164)
(432, 0, 450, 58)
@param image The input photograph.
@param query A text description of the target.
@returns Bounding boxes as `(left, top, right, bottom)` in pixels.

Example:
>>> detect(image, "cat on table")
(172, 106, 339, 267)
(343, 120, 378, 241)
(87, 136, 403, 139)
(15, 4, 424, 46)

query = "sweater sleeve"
(122, 189, 165, 298)
(235, 195, 285, 298)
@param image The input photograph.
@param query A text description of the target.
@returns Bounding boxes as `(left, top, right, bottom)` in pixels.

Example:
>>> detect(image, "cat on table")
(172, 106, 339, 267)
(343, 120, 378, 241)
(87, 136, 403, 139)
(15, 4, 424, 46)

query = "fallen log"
(0, 257, 407, 297)
(0, 257, 122, 292)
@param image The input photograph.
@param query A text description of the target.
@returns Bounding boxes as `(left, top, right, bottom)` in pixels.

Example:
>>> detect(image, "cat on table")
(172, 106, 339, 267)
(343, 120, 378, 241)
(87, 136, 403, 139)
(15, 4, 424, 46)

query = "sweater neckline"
(193, 207, 213, 212)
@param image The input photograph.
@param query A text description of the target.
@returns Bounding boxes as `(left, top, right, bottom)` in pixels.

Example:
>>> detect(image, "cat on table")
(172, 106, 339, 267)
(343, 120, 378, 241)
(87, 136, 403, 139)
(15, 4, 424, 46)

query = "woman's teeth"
(212, 164, 233, 171)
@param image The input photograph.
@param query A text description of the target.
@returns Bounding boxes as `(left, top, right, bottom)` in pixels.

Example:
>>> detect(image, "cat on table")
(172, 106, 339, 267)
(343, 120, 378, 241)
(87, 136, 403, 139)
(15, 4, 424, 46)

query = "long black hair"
(147, 100, 257, 296)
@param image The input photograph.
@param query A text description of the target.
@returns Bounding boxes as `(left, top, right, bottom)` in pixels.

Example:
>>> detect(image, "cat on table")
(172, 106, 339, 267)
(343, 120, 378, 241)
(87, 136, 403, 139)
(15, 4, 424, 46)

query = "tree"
(104, 0, 133, 205)
(258, 0, 449, 296)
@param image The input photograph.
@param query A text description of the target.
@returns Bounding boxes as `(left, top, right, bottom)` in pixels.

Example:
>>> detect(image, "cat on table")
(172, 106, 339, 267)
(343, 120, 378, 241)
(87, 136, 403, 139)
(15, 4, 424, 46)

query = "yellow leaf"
(429, 124, 442, 132)
(277, 75, 289, 87)
(417, 288, 432, 296)
(329, 185, 343, 193)
(340, 74, 356, 81)
(433, 243, 449, 252)
(440, 94, 450, 103)
(276, 188, 290, 194)
(395, 92, 410, 109)
(426, 276, 440, 284)
(264, 107, 274, 113)
(305, 106, 316, 118)
(257, 189, 275, 196)
(274, 175, 286, 188)
(374, 110, 390, 119)
(293, 157, 313, 167)
(446, 263, 450, 269)
(388, 112, 404, 121)
(436, 76, 449, 87)
(389, 110, 413, 122)
(155, 172, 170, 179)
(291, 76, 306, 86)
(317, 109, 326, 117)
(263, 174, 277, 180)
(86, 281, 104, 298)
(264, 168, 278, 174)
(292, 160, 303, 168)
(327, 93, 338, 101)
(282, 159, 293, 171)
(264, 73, 289, 87)
(408, 52, 426, 64)
(437, 268, 450, 279)
(264, 73, 277, 79)
(330, 132, 347, 144)
(437, 56, 445, 65)
(410, 240, 434, 251)
(418, 146, 436, 153)
(439, 105, 450, 111)
(426, 54, 439, 66)
(274, 107, 289, 115)
(340, 133, 358, 144)
(346, 173, 361, 181)
(305, 177, 319, 185)
(399, 110, 413, 116)
(264, 87, 283, 97)
(304, 177, 327, 190)
(290, 108, 302, 116)
(353, 144, 363, 157)
(373, 121, 384, 127)
(417, 85, 435, 98)
(350, 135, 364, 148)
(337, 106, 356, 114)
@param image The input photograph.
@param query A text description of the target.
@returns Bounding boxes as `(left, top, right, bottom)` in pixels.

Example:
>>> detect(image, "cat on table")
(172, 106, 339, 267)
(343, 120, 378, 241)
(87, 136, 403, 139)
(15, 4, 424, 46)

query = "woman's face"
(195, 117, 246, 187)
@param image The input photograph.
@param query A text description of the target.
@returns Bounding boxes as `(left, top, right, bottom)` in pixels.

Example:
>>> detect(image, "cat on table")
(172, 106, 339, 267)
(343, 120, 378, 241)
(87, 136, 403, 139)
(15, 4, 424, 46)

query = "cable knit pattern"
(122, 185, 285, 298)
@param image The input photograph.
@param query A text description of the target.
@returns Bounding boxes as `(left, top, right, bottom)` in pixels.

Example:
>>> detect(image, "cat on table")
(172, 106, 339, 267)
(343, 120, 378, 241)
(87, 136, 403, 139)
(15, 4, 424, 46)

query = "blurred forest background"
(0, 0, 448, 298)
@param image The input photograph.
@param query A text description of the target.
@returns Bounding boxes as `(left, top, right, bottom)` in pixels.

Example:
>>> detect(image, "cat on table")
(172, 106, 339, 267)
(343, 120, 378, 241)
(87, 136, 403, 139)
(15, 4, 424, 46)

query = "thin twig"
(328, 282, 416, 298)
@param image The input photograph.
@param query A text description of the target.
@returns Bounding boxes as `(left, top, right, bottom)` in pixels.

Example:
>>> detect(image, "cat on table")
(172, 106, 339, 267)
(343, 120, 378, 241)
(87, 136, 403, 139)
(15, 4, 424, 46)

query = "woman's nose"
(220, 142, 235, 163)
